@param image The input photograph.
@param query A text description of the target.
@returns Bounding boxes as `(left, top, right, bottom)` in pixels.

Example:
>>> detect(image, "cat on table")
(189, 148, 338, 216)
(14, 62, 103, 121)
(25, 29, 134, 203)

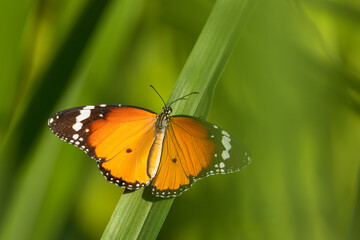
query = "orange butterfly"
(48, 90, 251, 198)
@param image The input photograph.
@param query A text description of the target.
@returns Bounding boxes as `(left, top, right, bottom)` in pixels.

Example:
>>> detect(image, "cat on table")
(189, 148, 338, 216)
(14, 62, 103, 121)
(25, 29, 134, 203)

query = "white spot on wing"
(222, 130, 230, 137)
(83, 105, 95, 110)
(76, 110, 91, 122)
(222, 135, 231, 150)
(72, 122, 83, 131)
(221, 150, 230, 160)
(72, 109, 91, 131)
(219, 162, 225, 168)
(49, 118, 54, 124)
(72, 134, 79, 140)
(221, 135, 231, 160)
(100, 104, 106, 107)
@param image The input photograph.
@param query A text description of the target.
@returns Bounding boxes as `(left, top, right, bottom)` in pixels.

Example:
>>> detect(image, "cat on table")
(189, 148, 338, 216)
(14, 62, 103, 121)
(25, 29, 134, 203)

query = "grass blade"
(101, 0, 258, 239)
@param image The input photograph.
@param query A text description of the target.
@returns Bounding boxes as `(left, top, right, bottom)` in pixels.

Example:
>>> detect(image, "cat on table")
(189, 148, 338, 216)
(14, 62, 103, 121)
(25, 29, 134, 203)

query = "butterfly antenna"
(168, 91, 199, 107)
(150, 85, 166, 106)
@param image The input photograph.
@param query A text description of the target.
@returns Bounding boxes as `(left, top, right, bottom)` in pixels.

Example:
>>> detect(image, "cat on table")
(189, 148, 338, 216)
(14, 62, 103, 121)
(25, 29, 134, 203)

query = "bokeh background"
(1, 0, 359, 239)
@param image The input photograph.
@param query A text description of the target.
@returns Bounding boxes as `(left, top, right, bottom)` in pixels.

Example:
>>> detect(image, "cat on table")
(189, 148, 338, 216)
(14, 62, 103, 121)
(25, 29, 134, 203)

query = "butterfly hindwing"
(151, 116, 251, 198)
(48, 104, 157, 189)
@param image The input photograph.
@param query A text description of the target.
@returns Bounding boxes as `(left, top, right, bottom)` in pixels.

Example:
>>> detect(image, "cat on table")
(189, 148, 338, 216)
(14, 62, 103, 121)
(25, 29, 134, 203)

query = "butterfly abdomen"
(147, 128, 166, 178)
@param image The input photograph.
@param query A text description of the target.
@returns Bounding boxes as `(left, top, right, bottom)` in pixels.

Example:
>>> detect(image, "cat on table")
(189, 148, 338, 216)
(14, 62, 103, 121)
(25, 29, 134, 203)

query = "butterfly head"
(156, 105, 172, 129)
(162, 105, 172, 115)
(150, 85, 199, 130)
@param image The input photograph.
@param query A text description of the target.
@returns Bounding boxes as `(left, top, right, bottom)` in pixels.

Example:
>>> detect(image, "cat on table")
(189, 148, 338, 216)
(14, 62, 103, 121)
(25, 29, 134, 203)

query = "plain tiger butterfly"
(48, 87, 251, 198)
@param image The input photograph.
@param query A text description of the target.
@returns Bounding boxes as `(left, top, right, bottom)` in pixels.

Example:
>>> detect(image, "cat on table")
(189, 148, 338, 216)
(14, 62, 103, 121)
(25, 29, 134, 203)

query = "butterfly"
(48, 88, 251, 198)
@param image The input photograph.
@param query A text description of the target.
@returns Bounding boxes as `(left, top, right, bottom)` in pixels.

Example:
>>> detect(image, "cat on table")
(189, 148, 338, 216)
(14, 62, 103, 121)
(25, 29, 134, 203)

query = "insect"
(48, 86, 251, 198)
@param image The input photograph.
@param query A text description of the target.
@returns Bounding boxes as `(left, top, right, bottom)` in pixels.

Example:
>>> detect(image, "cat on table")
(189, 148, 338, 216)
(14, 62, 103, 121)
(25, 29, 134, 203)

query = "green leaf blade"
(101, 0, 258, 239)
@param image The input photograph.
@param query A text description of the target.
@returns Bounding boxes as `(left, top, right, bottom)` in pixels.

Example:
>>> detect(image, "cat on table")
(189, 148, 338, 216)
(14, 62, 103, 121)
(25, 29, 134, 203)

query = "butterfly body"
(49, 104, 251, 198)
(147, 106, 171, 179)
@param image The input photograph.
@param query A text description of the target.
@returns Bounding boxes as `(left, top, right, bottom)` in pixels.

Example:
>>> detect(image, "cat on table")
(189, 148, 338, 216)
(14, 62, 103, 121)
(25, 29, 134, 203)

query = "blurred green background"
(0, 0, 359, 239)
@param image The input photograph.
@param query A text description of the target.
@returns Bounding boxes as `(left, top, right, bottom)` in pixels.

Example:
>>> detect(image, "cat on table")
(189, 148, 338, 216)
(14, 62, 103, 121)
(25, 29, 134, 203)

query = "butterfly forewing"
(193, 120, 251, 180)
(48, 105, 112, 159)
(151, 116, 251, 198)
(48, 104, 157, 189)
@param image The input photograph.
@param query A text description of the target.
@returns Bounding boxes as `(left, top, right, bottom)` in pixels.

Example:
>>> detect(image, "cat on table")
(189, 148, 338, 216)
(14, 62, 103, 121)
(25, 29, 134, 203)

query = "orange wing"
(151, 116, 251, 198)
(49, 105, 157, 190)
(151, 116, 216, 197)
